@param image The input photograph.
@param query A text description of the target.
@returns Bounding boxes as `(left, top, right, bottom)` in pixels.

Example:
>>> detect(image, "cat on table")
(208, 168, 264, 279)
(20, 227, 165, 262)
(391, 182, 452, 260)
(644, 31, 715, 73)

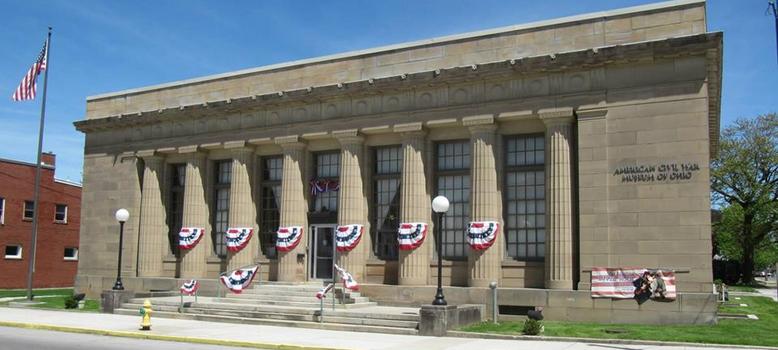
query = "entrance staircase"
(115, 282, 420, 335)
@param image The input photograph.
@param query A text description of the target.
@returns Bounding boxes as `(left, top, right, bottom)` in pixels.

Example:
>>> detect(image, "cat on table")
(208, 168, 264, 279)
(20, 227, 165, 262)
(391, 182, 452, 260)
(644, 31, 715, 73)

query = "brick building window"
(5, 245, 22, 259)
(259, 156, 282, 259)
(213, 160, 232, 258)
(23, 201, 34, 220)
(435, 141, 471, 260)
(55, 204, 68, 223)
(64, 247, 78, 260)
(372, 146, 402, 260)
(0, 197, 4, 224)
(167, 164, 186, 256)
(504, 135, 546, 260)
(312, 152, 339, 213)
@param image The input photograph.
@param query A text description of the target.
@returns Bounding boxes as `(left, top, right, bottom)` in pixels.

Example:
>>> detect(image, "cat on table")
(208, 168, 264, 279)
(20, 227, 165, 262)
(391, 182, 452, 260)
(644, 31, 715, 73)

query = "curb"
(447, 331, 778, 350)
(0, 321, 346, 350)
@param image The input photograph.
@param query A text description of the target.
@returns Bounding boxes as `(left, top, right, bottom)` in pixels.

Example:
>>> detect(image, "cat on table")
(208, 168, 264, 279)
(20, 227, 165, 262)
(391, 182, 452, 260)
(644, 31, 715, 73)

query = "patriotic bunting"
(276, 226, 303, 252)
(310, 178, 339, 196)
(335, 224, 363, 252)
(180, 280, 200, 296)
(225, 227, 253, 252)
(178, 227, 205, 250)
(466, 221, 499, 250)
(397, 223, 427, 250)
(591, 267, 676, 301)
(315, 283, 334, 300)
(334, 264, 359, 291)
(220, 265, 258, 294)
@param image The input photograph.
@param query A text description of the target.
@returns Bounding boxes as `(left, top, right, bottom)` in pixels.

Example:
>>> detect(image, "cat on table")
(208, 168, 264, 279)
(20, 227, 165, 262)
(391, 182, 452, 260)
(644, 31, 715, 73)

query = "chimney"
(41, 152, 56, 168)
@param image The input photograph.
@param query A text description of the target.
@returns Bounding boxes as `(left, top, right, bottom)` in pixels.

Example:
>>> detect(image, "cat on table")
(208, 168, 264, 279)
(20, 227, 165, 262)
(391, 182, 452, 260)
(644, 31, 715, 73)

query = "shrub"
(522, 318, 543, 335)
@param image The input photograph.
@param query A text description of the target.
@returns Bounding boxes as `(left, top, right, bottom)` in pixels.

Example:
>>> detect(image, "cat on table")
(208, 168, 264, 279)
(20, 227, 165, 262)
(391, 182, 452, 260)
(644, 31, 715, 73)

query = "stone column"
(136, 152, 167, 277)
(225, 142, 258, 270)
(276, 137, 307, 282)
(396, 124, 431, 285)
(540, 108, 574, 290)
(334, 130, 369, 282)
(179, 148, 209, 278)
(466, 116, 502, 288)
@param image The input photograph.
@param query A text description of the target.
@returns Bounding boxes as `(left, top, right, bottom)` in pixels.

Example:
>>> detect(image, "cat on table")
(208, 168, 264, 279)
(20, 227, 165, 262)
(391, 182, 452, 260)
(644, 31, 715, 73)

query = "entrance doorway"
(309, 225, 336, 280)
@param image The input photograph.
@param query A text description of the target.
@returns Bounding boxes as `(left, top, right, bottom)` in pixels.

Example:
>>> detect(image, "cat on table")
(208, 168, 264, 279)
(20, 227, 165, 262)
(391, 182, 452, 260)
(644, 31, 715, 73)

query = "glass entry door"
(309, 225, 335, 280)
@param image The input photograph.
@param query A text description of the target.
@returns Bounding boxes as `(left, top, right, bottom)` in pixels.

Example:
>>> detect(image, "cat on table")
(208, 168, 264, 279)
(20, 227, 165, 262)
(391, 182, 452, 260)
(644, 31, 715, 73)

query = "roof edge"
(87, 0, 705, 101)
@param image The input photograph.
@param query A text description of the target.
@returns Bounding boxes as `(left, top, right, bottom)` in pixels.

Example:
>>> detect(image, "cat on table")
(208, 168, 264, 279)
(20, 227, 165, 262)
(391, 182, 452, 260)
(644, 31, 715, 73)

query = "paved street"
(0, 307, 757, 350)
(0, 326, 260, 350)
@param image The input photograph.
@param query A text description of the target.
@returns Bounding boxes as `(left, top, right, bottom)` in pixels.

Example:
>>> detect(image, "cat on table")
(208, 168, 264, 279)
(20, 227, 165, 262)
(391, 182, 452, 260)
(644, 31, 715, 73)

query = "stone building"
(75, 0, 721, 323)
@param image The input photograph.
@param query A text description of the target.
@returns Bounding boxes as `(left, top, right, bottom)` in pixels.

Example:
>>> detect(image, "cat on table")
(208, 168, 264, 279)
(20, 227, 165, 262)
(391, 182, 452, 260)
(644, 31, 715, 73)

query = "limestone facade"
(74, 0, 721, 309)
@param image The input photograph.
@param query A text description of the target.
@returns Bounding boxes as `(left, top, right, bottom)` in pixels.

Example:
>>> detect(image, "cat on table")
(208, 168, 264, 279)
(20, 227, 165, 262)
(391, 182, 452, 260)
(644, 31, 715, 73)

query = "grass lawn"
(0, 288, 74, 298)
(461, 296, 778, 348)
(0, 288, 99, 312)
(29, 295, 100, 312)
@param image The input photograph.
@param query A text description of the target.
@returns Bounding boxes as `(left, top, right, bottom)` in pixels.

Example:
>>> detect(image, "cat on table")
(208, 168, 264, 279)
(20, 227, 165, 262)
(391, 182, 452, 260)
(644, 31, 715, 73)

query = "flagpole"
(26, 27, 52, 302)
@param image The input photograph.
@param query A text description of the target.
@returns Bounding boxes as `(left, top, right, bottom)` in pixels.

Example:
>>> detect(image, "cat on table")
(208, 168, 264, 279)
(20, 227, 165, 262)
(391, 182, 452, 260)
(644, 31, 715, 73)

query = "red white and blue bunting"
(219, 265, 258, 294)
(178, 227, 205, 250)
(276, 226, 303, 252)
(334, 264, 359, 291)
(467, 221, 499, 250)
(225, 227, 253, 253)
(336, 224, 363, 252)
(180, 279, 200, 296)
(315, 283, 334, 300)
(397, 223, 427, 251)
(310, 178, 340, 196)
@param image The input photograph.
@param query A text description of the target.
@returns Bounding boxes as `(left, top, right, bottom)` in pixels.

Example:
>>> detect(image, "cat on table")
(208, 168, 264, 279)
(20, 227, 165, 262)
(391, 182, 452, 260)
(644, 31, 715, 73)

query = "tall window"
(0, 197, 5, 224)
(372, 146, 402, 260)
(260, 156, 283, 259)
(504, 135, 546, 260)
(167, 164, 186, 256)
(55, 204, 68, 223)
(312, 152, 339, 213)
(23, 201, 34, 220)
(436, 141, 471, 259)
(213, 161, 232, 258)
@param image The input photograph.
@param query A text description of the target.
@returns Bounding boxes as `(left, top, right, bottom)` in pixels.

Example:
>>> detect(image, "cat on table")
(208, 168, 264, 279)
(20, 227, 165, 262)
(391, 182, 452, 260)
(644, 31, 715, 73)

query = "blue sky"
(1, 0, 776, 183)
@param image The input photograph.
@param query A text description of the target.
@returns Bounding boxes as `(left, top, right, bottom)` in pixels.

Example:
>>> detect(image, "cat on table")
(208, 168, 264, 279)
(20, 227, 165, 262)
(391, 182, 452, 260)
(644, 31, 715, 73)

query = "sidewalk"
(0, 307, 765, 350)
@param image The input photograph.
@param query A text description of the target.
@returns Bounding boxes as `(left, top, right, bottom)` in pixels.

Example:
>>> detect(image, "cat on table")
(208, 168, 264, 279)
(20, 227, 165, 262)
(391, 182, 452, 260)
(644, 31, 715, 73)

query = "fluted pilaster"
(137, 153, 167, 277)
(540, 108, 574, 290)
(334, 130, 369, 281)
(397, 127, 431, 285)
(277, 137, 307, 282)
(226, 145, 257, 270)
(467, 121, 502, 287)
(179, 150, 209, 278)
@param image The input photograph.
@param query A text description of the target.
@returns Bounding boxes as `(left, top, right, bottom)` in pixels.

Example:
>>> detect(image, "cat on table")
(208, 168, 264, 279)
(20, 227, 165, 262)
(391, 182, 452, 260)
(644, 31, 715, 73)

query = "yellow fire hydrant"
(139, 299, 152, 331)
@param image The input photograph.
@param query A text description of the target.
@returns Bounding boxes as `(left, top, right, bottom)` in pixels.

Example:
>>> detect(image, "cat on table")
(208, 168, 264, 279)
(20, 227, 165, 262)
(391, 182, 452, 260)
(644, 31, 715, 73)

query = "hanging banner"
(466, 221, 499, 250)
(310, 178, 340, 196)
(336, 224, 363, 252)
(180, 280, 200, 296)
(397, 223, 427, 250)
(315, 283, 334, 300)
(591, 267, 677, 301)
(178, 227, 205, 250)
(225, 227, 254, 252)
(334, 264, 359, 291)
(276, 226, 303, 252)
(220, 265, 258, 294)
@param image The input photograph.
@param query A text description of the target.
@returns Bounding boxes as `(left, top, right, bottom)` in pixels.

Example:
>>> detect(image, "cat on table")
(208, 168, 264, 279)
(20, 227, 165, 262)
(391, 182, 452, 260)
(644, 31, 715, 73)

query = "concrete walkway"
(0, 307, 766, 350)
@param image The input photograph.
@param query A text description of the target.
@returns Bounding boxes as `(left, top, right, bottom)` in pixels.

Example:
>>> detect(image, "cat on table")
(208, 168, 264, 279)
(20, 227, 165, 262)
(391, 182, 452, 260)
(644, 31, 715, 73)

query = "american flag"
(12, 41, 48, 101)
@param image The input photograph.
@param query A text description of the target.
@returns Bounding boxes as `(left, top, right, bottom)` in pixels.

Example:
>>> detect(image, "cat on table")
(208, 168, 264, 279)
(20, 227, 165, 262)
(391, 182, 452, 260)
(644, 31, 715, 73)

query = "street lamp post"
(431, 195, 450, 306)
(113, 208, 129, 290)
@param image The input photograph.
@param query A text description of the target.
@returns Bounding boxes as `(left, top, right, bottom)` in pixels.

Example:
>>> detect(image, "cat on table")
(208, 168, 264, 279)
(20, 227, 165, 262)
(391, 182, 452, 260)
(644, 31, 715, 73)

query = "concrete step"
(213, 296, 377, 309)
(114, 309, 418, 335)
(246, 285, 325, 292)
(225, 293, 371, 304)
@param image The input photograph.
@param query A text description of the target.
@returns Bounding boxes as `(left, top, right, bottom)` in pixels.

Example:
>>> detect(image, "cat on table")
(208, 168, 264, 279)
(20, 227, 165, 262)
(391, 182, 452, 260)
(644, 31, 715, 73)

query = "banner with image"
(591, 267, 677, 302)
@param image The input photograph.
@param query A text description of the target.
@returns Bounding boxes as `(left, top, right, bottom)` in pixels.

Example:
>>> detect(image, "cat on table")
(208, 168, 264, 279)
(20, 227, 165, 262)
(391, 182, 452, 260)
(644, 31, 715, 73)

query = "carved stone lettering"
(613, 162, 700, 183)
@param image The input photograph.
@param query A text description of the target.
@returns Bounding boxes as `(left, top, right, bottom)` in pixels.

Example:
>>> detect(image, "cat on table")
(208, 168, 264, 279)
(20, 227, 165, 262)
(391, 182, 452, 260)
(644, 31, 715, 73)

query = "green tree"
(714, 203, 778, 273)
(711, 113, 778, 284)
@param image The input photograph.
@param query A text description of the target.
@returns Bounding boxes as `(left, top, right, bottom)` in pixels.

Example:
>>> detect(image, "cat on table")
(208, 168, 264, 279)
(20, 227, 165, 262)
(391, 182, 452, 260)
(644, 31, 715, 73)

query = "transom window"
(372, 146, 402, 260)
(55, 204, 67, 223)
(167, 164, 186, 256)
(213, 160, 232, 258)
(504, 135, 546, 260)
(259, 156, 283, 259)
(312, 152, 340, 213)
(5, 245, 22, 259)
(23, 201, 34, 220)
(435, 141, 471, 260)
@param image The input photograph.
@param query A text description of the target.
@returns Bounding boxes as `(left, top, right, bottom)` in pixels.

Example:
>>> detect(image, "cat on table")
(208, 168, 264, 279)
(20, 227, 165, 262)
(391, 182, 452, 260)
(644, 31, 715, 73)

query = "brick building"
(0, 153, 82, 288)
